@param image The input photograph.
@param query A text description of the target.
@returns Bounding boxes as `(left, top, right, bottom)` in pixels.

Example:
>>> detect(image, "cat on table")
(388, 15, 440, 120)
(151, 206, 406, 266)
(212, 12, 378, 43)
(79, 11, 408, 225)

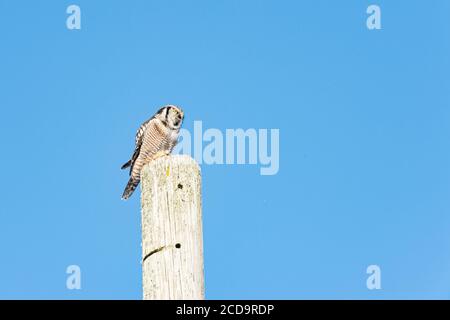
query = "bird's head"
(156, 105, 184, 130)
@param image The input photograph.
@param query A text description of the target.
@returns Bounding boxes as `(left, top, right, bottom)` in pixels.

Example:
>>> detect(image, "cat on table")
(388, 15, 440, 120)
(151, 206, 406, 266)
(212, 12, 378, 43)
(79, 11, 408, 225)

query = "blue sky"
(0, 0, 449, 299)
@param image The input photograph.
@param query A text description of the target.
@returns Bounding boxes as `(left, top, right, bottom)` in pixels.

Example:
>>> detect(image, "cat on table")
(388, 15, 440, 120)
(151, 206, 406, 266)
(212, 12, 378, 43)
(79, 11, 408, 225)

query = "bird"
(121, 105, 184, 200)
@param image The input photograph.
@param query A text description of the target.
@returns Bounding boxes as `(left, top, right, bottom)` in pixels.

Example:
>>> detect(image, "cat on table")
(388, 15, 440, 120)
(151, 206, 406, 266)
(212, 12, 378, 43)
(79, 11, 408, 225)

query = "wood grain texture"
(141, 155, 204, 300)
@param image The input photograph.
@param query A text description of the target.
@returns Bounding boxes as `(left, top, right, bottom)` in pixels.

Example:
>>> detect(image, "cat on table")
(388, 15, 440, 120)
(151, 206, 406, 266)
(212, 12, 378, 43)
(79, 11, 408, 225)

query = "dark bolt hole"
(177, 183, 183, 189)
(175, 243, 181, 249)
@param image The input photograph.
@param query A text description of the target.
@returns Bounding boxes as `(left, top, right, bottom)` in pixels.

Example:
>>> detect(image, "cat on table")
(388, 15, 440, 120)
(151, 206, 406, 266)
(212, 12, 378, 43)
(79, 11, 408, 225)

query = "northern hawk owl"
(121, 105, 184, 200)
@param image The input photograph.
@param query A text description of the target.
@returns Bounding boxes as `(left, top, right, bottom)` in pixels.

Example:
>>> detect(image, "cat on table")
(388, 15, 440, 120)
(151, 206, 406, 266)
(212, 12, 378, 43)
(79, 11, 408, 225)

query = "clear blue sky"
(0, 0, 449, 299)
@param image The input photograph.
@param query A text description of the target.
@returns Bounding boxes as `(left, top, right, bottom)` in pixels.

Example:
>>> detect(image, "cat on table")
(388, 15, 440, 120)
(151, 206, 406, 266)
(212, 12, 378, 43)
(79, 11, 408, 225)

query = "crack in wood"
(142, 243, 182, 263)
(142, 246, 166, 263)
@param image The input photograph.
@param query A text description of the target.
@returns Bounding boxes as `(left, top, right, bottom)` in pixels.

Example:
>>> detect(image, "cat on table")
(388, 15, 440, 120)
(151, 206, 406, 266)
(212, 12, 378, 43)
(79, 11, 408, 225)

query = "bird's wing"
(124, 118, 153, 175)
(127, 141, 142, 176)
(135, 117, 152, 146)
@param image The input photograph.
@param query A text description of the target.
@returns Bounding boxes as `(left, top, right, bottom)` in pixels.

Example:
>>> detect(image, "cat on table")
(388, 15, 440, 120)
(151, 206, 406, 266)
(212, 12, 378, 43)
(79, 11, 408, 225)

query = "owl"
(121, 105, 184, 200)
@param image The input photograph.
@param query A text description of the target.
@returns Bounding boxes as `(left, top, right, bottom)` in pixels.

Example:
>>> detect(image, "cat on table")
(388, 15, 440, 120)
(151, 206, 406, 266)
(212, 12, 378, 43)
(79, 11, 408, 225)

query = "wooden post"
(140, 155, 204, 300)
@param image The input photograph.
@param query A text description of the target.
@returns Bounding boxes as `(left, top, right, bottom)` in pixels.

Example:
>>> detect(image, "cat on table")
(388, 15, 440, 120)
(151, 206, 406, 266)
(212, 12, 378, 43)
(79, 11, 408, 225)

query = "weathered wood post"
(140, 155, 204, 300)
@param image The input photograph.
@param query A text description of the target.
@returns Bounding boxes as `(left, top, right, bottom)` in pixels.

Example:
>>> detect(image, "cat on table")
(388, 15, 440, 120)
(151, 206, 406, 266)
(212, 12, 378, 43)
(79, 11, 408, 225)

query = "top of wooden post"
(141, 154, 201, 179)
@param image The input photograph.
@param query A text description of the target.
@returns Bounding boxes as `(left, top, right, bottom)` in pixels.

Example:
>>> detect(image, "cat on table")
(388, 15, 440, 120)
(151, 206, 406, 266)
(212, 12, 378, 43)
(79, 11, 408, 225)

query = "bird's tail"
(122, 177, 140, 200)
